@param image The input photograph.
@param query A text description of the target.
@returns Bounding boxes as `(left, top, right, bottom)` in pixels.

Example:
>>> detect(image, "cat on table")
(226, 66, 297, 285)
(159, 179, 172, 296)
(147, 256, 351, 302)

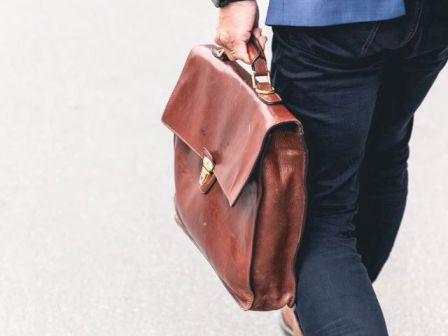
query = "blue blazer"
(266, 0, 406, 27)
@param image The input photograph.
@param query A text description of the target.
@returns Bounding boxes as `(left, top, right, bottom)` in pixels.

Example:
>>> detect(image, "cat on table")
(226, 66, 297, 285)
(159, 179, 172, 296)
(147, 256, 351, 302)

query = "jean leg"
(294, 236, 389, 336)
(272, 26, 389, 335)
(355, 46, 448, 282)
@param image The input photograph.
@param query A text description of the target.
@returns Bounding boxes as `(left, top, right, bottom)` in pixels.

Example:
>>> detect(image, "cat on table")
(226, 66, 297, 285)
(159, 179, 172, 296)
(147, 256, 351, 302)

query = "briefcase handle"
(212, 36, 275, 95)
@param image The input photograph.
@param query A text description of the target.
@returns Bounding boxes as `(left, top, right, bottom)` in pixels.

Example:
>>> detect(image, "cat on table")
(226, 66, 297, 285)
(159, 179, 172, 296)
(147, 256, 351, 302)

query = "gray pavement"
(0, 0, 447, 335)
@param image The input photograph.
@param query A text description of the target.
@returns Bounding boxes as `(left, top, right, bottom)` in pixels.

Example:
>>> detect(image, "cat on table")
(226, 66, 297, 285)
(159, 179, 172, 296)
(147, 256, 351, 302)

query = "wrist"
(211, 0, 253, 8)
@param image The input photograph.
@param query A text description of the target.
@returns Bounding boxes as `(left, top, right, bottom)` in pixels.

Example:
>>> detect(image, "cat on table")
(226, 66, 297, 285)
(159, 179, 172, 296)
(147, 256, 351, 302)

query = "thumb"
(256, 35, 268, 50)
(252, 27, 268, 50)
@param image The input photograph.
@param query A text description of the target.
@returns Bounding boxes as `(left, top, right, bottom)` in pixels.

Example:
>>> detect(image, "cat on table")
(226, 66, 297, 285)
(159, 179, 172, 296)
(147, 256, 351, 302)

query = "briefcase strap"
(212, 36, 276, 97)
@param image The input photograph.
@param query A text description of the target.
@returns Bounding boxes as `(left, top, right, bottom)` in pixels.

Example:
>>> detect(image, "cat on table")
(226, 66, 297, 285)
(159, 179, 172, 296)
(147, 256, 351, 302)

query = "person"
(211, 0, 448, 335)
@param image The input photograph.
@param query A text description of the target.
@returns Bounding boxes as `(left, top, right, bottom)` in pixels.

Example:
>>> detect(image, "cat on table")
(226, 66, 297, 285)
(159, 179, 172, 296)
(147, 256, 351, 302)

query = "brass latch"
(199, 156, 215, 186)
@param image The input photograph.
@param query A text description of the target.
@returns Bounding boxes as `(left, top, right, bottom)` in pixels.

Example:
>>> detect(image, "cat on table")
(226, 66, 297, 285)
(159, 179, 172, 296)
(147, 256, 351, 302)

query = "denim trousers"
(271, 0, 448, 334)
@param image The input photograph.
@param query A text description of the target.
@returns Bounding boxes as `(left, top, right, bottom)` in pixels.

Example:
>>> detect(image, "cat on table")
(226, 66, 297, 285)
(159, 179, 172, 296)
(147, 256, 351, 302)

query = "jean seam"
(360, 21, 381, 56)
(402, 0, 425, 46)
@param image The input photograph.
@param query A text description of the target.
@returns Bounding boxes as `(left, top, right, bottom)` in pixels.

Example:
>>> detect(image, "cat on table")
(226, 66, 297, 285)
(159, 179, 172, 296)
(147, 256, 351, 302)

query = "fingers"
(223, 47, 237, 61)
(214, 32, 251, 64)
(214, 28, 268, 64)
(214, 0, 263, 64)
(232, 39, 251, 64)
(252, 27, 268, 50)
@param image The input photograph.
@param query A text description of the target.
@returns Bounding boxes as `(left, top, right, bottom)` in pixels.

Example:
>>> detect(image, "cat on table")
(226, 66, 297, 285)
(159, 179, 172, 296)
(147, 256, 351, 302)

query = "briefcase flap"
(162, 44, 301, 206)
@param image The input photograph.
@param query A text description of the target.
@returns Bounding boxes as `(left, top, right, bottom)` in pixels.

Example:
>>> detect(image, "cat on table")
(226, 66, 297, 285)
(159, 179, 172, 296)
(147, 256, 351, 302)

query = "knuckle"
(240, 31, 251, 40)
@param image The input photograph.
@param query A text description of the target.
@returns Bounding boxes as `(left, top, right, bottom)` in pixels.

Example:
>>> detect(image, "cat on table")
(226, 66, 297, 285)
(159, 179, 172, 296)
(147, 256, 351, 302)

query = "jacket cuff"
(211, 0, 245, 8)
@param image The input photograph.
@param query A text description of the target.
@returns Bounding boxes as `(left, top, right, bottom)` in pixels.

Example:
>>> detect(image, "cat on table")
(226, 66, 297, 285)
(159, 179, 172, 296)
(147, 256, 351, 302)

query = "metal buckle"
(214, 47, 226, 58)
(251, 71, 275, 95)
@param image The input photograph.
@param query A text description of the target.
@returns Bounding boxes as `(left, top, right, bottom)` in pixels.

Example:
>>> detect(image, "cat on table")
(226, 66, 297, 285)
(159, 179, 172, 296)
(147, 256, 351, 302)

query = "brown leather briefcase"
(161, 38, 308, 311)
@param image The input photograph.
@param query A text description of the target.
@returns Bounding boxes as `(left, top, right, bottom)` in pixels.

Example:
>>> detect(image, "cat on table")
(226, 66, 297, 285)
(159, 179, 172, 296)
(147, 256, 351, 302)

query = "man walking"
(212, 0, 448, 334)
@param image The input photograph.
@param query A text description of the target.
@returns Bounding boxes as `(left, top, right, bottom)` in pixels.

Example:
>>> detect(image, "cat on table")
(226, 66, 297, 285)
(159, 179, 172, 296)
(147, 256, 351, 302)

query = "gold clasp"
(251, 71, 275, 95)
(212, 46, 236, 61)
(214, 47, 226, 58)
(199, 156, 215, 186)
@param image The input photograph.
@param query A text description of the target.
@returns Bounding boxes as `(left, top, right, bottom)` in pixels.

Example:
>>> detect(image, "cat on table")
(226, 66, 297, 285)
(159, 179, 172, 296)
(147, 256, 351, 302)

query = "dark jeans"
(271, 0, 448, 334)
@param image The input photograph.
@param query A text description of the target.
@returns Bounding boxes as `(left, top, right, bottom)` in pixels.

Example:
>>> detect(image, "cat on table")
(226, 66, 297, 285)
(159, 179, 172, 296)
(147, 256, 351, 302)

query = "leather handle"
(246, 36, 269, 77)
(212, 35, 275, 96)
(212, 35, 269, 77)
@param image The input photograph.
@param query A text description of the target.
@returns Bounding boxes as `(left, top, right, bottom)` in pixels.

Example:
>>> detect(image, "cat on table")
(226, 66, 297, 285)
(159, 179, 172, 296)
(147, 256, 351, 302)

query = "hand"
(214, 0, 267, 64)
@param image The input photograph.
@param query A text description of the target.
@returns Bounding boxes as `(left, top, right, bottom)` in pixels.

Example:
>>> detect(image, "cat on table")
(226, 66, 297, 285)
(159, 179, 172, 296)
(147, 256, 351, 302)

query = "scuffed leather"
(163, 45, 299, 206)
(161, 43, 308, 311)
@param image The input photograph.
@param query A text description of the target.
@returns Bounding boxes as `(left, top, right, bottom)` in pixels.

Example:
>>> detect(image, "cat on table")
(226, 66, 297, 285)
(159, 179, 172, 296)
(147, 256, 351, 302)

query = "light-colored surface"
(0, 1, 447, 335)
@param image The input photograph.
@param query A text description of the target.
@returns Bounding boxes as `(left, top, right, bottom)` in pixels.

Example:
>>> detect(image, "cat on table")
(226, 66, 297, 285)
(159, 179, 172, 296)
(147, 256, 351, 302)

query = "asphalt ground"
(0, 1, 447, 335)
